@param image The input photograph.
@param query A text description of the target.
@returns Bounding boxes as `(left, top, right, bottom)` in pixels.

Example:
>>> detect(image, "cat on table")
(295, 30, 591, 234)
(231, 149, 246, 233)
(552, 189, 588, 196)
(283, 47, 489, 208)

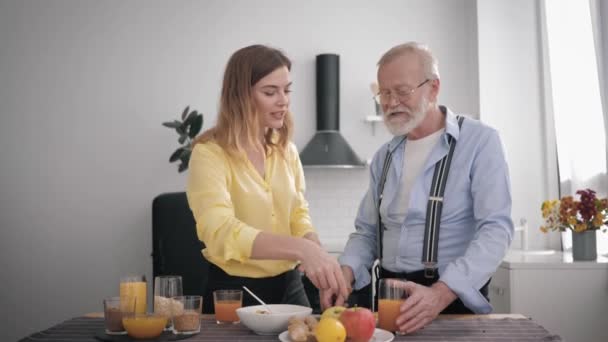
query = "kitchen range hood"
(299, 54, 365, 168)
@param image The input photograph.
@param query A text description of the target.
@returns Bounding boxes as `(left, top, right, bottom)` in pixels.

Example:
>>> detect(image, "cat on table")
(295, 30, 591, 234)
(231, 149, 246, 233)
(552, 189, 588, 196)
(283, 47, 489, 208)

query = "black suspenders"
(376, 116, 464, 278)
(376, 136, 406, 262)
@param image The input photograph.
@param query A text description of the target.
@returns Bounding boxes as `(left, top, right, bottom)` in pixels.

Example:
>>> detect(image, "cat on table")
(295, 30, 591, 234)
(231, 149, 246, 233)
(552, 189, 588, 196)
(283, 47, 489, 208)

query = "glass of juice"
(120, 275, 147, 314)
(213, 289, 242, 324)
(377, 278, 408, 334)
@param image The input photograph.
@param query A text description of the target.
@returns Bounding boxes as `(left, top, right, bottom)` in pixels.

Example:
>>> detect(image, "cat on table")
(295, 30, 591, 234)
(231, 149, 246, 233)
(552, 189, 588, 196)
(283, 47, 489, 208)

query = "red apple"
(339, 307, 375, 342)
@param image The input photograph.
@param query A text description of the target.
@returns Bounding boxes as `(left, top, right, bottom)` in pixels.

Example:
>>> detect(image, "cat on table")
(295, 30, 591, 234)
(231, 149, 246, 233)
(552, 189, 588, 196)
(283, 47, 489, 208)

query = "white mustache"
(385, 108, 412, 116)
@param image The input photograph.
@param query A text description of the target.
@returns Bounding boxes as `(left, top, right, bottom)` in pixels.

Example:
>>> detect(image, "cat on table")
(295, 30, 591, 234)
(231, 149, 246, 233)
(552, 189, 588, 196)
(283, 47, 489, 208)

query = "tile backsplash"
(303, 168, 370, 251)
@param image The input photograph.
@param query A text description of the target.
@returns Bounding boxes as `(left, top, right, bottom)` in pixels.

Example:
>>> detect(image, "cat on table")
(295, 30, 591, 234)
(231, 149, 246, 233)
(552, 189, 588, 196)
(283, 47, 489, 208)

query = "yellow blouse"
(186, 141, 315, 278)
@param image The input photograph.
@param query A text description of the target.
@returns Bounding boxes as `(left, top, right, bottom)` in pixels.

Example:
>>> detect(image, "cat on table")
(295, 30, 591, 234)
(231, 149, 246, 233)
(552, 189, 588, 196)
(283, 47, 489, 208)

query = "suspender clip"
(423, 263, 437, 279)
(429, 196, 443, 202)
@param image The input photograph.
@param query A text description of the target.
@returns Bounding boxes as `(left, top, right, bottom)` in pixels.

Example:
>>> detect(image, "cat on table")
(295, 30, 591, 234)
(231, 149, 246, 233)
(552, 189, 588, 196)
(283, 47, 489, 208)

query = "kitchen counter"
(491, 249, 608, 342)
(501, 249, 608, 269)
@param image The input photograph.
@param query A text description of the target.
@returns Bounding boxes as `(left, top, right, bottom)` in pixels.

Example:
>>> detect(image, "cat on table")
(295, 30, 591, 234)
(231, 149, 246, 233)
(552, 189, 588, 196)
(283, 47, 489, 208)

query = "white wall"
(476, 0, 559, 251)
(0, 1, 480, 340)
(597, 0, 608, 162)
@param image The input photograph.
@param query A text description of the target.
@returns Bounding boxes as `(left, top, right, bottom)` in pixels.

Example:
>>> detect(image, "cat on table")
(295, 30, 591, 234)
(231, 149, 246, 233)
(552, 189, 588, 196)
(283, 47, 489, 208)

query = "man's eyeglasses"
(373, 79, 431, 104)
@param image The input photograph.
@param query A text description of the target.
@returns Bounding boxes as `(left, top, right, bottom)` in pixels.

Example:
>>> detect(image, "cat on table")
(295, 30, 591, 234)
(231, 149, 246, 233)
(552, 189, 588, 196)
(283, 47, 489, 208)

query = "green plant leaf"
(184, 111, 198, 126)
(169, 147, 185, 162)
(179, 150, 192, 168)
(166, 106, 202, 173)
(179, 122, 187, 134)
(189, 115, 203, 138)
(162, 121, 181, 128)
(178, 149, 191, 172)
(181, 106, 190, 120)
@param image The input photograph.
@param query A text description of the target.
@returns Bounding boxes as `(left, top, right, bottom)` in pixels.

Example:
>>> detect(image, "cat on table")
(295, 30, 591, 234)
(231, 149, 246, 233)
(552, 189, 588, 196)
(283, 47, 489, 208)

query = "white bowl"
(236, 304, 312, 335)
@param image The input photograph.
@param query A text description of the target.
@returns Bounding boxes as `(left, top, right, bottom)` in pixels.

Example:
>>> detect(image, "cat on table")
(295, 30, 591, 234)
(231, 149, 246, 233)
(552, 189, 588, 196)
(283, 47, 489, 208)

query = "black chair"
(152, 192, 209, 297)
(152, 191, 323, 311)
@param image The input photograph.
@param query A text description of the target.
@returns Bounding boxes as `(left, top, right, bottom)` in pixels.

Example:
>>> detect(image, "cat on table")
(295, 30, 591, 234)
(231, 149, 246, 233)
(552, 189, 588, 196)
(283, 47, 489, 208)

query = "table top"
(19, 313, 561, 342)
(84, 312, 527, 319)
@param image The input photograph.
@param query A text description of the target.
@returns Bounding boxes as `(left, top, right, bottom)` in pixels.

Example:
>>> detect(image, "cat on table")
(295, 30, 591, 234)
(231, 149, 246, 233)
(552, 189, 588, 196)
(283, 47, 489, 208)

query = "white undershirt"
(381, 128, 445, 271)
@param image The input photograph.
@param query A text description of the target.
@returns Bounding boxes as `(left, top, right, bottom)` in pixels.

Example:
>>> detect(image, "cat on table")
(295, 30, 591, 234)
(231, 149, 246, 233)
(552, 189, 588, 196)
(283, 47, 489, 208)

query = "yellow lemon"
(315, 317, 346, 342)
(320, 306, 346, 320)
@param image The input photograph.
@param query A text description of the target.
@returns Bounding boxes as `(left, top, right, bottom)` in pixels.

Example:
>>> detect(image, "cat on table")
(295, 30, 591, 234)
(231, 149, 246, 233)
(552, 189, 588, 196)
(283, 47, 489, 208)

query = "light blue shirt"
(338, 106, 513, 314)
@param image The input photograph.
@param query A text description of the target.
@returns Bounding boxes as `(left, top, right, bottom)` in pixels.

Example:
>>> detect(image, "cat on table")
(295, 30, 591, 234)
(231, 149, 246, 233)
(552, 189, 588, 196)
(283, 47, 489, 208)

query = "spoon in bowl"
(242, 286, 273, 314)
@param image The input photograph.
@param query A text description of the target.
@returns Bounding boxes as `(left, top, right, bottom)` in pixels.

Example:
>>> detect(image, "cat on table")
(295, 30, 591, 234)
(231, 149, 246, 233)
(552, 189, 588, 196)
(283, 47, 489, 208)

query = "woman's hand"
(297, 240, 350, 300)
(250, 232, 349, 299)
(319, 265, 354, 310)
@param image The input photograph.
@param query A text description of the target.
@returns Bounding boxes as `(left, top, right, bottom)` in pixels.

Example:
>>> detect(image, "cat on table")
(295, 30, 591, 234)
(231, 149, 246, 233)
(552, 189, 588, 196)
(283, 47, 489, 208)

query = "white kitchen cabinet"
(490, 250, 608, 342)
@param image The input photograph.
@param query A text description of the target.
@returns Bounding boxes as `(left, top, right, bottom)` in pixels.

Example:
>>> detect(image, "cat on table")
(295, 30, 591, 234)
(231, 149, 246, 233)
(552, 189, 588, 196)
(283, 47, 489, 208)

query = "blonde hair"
(196, 45, 293, 158)
(377, 42, 440, 80)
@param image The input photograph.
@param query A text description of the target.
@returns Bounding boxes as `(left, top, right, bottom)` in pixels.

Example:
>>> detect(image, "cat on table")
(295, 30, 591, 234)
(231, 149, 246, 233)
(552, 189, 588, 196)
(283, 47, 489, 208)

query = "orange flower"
(540, 189, 608, 233)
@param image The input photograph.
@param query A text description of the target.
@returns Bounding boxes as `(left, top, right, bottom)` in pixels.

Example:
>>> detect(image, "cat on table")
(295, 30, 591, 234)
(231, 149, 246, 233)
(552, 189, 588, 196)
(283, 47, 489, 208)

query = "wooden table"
(85, 312, 527, 319)
(18, 313, 561, 341)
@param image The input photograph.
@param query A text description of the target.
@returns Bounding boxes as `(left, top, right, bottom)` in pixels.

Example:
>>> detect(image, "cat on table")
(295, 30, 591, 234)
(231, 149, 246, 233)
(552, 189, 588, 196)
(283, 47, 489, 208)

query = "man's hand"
(395, 281, 457, 334)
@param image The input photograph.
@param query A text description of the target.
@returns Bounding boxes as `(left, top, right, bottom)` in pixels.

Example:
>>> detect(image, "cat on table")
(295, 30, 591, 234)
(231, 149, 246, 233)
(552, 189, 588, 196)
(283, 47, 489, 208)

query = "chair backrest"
(152, 192, 209, 296)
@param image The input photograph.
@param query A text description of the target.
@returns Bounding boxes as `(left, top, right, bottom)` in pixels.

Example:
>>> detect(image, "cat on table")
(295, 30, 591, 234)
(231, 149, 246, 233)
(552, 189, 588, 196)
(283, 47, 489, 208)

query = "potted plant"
(162, 106, 204, 172)
(152, 106, 209, 298)
(540, 188, 607, 260)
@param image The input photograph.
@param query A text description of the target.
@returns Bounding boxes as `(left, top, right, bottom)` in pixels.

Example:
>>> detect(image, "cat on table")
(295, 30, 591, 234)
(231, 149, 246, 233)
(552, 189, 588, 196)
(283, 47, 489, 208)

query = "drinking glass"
(103, 296, 136, 335)
(213, 289, 242, 324)
(377, 278, 408, 333)
(120, 275, 147, 314)
(154, 275, 183, 330)
(171, 296, 202, 334)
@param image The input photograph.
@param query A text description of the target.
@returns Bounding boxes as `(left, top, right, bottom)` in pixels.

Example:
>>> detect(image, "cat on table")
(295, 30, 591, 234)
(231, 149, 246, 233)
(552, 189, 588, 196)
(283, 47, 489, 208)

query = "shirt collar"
(441, 105, 461, 142)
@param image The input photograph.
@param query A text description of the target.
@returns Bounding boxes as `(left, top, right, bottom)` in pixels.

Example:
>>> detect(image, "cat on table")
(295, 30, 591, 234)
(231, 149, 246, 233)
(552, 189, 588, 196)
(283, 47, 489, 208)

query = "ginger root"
(287, 315, 318, 342)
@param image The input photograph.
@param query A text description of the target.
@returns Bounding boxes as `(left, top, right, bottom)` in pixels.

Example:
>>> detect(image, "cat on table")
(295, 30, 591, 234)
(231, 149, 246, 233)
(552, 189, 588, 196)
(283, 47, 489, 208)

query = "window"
(542, 0, 607, 254)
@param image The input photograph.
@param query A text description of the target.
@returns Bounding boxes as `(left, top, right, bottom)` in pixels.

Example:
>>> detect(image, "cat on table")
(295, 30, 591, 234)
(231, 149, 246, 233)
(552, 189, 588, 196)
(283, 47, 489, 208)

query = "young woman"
(187, 45, 348, 313)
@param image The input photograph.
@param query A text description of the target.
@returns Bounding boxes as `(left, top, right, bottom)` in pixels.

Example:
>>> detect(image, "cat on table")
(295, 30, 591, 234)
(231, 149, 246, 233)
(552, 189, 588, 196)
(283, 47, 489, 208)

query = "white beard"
(383, 97, 429, 136)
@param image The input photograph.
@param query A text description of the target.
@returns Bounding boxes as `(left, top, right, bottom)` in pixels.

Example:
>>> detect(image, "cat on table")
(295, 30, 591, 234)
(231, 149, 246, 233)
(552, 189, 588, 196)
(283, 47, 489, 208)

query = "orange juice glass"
(120, 275, 147, 314)
(377, 278, 407, 333)
(213, 290, 242, 324)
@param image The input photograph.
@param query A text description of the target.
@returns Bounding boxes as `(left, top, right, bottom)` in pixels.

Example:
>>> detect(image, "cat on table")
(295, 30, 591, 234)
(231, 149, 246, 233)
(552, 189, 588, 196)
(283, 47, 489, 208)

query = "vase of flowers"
(541, 189, 607, 261)
(571, 230, 597, 260)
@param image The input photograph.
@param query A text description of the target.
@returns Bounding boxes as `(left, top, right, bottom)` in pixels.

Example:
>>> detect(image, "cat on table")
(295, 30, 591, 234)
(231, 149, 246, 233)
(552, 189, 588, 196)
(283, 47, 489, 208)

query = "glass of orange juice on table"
(213, 289, 242, 324)
(120, 275, 147, 314)
(377, 278, 408, 334)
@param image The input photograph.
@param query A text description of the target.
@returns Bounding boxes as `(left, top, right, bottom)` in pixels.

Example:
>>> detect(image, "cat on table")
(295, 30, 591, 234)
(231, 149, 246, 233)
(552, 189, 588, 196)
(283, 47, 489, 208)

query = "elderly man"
(321, 42, 513, 334)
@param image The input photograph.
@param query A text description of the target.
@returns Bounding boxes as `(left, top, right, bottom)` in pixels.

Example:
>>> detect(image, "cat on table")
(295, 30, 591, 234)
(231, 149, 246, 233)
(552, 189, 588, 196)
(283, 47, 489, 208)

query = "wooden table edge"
(85, 312, 526, 319)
